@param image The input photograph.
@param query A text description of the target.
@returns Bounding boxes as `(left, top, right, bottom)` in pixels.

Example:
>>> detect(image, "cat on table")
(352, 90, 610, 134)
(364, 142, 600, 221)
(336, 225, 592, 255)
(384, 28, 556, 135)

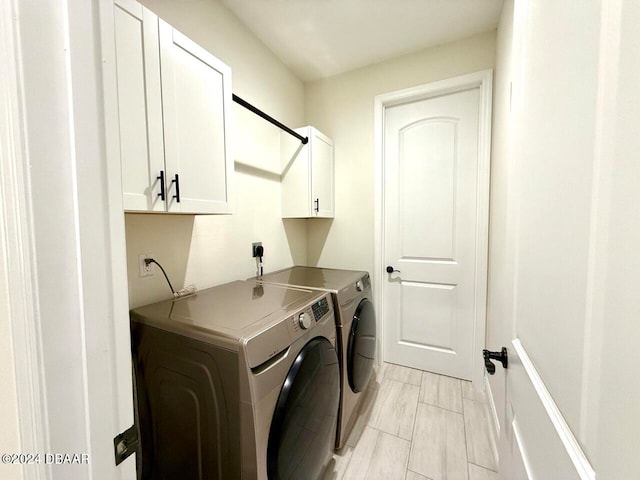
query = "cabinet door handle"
(314, 198, 320, 213)
(157, 171, 165, 201)
(171, 174, 181, 203)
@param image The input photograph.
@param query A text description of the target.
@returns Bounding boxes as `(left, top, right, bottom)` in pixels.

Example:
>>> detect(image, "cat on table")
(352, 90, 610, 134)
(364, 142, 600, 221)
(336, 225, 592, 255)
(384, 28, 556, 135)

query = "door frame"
(0, 1, 49, 477)
(1, 0, 135, 478)
(373, 69, 493, 388)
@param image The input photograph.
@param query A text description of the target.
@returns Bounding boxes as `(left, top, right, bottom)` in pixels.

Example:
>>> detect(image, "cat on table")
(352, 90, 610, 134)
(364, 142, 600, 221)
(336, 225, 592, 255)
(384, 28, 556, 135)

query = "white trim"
(512, 416, 535, 480)
(373, 97, 385, 368)
(0, 1, 49, 478)
(373, 69, 493, 386)
(483, 375, 500, 468)
(99, 0, 138, 440)
(3, 1, 135, 477)
(484, 374, 501, 440)
(512, 339, 596, 480)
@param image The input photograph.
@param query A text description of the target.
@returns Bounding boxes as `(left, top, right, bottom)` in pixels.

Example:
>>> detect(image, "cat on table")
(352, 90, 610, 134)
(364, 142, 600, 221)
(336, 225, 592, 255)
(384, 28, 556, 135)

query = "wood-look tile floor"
(324, 362, 498, 480)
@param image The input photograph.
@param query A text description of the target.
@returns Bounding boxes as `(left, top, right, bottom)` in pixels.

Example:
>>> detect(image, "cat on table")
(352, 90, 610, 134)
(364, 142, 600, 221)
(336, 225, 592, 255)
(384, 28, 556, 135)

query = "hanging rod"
(232, 94, 308, 145)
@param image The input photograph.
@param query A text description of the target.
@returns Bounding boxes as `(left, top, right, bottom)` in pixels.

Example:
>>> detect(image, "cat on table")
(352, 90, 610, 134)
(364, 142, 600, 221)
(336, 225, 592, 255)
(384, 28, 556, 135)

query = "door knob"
(386, 266, 400, 274)
(483, 348, 508, 375)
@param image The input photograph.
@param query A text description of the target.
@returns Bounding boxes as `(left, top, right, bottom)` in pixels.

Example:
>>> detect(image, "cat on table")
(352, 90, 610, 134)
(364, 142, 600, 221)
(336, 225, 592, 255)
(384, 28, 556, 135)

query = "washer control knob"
(356, 280, 363, 292)
(298, 312, 311, 330)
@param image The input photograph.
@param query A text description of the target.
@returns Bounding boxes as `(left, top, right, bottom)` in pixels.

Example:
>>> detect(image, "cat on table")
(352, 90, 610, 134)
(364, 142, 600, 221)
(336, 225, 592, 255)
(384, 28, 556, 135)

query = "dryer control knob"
(298, 312, 311, 330)
(356, 280, 363, 292)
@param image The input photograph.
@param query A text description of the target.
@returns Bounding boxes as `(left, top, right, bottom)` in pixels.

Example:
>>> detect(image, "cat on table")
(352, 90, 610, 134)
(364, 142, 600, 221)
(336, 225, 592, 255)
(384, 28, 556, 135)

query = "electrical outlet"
(252, 242, 262, 258)
(138, 254, 154, 277)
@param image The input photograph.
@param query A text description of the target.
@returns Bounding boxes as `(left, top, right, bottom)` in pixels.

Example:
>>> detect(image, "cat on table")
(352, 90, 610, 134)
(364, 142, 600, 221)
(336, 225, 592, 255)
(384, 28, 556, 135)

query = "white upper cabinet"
(158, 21, 232, 214)
(281, 127, 334, 218)
(114, 0, 233, 214)
(114, 0, 164, 212)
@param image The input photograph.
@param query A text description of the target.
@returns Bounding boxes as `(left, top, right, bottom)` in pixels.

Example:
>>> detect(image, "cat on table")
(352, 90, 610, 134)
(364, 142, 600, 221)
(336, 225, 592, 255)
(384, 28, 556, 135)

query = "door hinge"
(113, 424, 139, 466)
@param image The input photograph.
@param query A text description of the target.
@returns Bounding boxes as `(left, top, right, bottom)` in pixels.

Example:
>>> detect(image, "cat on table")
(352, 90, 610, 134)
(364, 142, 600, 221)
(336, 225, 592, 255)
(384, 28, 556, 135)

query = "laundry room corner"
(124, 0, 309, 308)
(9, 0, 640, 478)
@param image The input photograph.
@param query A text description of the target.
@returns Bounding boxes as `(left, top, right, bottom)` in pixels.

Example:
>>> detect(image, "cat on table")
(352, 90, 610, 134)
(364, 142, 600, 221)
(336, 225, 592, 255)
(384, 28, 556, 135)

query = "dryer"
(255, 267, 377, 450)
(130, 280, 340, 480)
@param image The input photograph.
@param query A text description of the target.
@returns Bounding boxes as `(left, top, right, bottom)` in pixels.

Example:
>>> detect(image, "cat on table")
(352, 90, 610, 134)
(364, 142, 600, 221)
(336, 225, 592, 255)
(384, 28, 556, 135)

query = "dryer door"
(347, 298, 377, 392)
(267, 337, 340, 480)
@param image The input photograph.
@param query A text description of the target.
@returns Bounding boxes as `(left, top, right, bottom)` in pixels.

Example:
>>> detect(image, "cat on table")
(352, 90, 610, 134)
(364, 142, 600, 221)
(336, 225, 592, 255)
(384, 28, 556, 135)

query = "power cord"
(144, 258, 175, 295)
(255, 245, 264, 277)
(144, 258, 198, 299)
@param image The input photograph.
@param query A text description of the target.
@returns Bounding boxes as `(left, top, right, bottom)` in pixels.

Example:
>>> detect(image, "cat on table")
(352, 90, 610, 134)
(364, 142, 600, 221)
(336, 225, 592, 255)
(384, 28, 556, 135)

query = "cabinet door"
(310, 129, 334, 217)
(159, 21, 233, 214)
(281, 127, 312, 218)
(114, 0, 165, 212)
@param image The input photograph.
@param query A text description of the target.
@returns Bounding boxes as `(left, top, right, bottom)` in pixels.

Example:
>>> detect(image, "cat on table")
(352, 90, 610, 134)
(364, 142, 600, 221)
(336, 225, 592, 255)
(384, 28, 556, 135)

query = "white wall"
(485, 0, 514, 440)
(304, 31, 496, 275)
(128, 0, 307, 307)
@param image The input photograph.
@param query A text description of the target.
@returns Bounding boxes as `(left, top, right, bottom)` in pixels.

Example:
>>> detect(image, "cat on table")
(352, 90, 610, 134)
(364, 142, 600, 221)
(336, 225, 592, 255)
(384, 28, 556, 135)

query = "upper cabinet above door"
(281, 126, 334, 218)
(114, 0, 233, 214)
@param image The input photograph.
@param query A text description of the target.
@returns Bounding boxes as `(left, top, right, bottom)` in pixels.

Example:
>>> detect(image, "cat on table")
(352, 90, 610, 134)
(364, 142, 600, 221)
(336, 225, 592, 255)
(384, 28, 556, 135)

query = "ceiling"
(220, 0, 504, 82)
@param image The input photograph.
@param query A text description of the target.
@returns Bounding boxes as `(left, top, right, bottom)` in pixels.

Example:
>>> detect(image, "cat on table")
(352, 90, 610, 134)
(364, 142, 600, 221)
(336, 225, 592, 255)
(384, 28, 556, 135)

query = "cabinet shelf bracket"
(232, 94, 308, 144)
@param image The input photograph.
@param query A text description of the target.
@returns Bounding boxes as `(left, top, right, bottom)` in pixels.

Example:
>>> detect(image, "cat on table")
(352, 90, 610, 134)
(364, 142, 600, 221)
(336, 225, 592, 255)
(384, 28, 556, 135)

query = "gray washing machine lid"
(130, 280, 318, 348)
(257, 266, 367, 292)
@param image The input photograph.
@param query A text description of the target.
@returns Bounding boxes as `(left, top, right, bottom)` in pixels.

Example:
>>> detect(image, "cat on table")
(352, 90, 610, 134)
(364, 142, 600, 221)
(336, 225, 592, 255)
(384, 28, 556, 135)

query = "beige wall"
(305, 31, 497, 275)
(128, 0, 307, 307)
(0, 249, 22, 480)
(124, 6, 497, 307)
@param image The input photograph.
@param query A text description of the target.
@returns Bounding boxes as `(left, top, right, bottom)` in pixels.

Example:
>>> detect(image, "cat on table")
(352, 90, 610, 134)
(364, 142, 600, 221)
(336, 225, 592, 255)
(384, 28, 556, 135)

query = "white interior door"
(489, 1, 640, 478)
(382, 76, 490, 381)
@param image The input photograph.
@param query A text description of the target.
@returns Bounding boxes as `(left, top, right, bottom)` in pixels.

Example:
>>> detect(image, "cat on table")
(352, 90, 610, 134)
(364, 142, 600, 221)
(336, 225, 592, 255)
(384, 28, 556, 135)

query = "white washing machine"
(255, 267, 377, 449)
(130, 280, 340, 479)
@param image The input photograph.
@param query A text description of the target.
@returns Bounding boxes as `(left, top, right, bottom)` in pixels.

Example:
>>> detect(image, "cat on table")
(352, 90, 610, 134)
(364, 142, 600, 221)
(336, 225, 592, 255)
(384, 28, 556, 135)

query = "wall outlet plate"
(138, 254, 154, 277)
(252, 242, 262, 258)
